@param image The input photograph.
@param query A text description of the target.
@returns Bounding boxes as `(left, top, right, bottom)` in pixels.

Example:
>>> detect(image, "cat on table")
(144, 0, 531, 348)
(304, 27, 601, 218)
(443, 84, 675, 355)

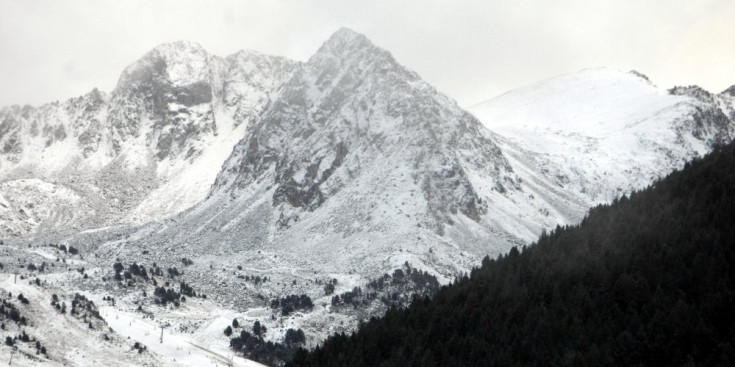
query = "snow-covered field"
(0, 241, 267, 366)
(98, 306, 263, 367)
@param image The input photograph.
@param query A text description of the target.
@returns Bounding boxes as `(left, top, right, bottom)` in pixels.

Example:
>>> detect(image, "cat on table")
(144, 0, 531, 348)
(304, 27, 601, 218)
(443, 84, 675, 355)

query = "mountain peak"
(117, 41, 211, 89)
(329, 27, 368, 43)
(313, 28, 385, 61)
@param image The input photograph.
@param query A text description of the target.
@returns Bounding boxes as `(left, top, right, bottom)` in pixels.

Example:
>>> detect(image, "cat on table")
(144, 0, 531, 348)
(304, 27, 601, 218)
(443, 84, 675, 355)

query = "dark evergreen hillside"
(288, 142, 735, 367)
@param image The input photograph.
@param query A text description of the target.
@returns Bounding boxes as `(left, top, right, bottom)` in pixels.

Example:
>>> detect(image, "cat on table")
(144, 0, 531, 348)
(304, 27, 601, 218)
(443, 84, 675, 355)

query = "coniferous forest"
(288, 141, 735, 367)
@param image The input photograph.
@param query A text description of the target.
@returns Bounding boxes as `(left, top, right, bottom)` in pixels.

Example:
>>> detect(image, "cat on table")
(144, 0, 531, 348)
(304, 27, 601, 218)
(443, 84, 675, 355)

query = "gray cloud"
(1, 0, 734, 107)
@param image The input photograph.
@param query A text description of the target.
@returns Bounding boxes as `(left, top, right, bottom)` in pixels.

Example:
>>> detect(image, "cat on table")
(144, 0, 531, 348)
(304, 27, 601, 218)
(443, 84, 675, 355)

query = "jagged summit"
(313, 28, 383, 59)
(306, 29, 408, 95)
(116, 40, 211, 90)
(327, 27, 367, 42)
(668, 84, 716, 101)
(143, 40, 208, 63)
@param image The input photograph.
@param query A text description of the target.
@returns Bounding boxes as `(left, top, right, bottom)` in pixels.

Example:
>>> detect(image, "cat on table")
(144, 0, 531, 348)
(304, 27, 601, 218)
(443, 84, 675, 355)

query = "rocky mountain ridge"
(84, 30, 735, 291)
(0, 41, 298, 236)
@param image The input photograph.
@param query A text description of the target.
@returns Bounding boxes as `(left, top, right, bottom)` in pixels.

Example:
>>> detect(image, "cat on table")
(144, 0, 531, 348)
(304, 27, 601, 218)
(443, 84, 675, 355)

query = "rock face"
(0, 41, 298, 236)
(668, 85, 735, 143)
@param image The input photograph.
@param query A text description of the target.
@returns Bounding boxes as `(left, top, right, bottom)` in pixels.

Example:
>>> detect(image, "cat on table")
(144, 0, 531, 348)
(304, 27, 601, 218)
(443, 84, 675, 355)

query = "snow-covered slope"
(470, 68, 735, 210)
(0, 42, 298, 236)
(0, 245, 266, 367)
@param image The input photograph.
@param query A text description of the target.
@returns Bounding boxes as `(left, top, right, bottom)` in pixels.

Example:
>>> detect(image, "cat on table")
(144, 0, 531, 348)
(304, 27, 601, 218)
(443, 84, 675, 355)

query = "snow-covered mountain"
(469, 68, 735, 214)
(103, 28, 531, 286)
(0, 42, 298, 236)
(84, 30, 735, 304)
(2, 28, 735, 367)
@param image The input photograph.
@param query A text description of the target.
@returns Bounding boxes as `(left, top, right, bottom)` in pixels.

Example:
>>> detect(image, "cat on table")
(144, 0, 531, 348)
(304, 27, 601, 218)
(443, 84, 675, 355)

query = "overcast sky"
(1, 0, 734, 108)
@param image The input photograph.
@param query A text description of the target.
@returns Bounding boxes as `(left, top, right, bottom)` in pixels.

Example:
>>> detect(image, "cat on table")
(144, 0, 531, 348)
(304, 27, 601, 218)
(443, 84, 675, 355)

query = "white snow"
(470, 67, 732, 208)
(99, 306, 264, 367)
